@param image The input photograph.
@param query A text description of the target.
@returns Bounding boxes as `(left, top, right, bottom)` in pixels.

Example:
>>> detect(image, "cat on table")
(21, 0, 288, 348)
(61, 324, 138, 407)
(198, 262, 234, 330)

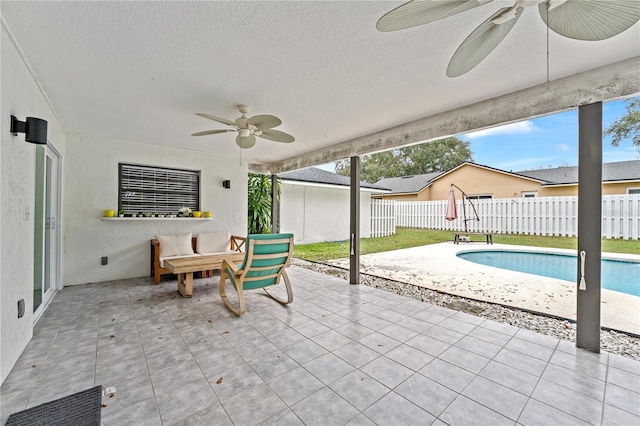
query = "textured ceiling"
(2, 1, 639, 168)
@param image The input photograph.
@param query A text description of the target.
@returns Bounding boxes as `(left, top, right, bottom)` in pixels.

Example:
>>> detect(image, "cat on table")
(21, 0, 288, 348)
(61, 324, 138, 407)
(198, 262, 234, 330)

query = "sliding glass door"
(34, 145, 60, 316)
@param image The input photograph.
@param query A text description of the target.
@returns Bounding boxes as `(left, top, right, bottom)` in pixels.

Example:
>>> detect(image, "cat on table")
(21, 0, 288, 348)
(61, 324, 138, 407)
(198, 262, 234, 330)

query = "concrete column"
(271, 174, 279, 234)
(350, 156, 360, 284)
(576, 102, 602, 353)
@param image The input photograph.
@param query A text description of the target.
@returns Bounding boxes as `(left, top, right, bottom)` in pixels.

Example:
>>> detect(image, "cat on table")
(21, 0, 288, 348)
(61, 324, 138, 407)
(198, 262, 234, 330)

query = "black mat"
(6, 385, 102, 426)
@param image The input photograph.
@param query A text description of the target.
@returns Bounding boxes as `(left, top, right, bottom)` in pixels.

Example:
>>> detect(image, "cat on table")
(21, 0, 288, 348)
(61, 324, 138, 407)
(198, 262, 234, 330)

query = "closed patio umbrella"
(446, 186, 457, 221)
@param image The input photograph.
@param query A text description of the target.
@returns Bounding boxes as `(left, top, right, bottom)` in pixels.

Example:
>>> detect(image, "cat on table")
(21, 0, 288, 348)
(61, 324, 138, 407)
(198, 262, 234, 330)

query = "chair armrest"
(231, 235, 246, 252)
(222, 258, 241, 276)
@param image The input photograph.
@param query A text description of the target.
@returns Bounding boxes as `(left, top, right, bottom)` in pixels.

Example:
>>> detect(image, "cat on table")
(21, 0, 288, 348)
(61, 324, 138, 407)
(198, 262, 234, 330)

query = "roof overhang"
(281, 179, 389, 193)
(253, 58, 640, 174)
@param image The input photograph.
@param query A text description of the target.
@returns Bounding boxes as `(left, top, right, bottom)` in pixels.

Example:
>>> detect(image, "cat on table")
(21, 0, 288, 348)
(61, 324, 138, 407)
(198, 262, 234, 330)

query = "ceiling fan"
(377, 0, 640, 77)
(192, 105, 295, 149)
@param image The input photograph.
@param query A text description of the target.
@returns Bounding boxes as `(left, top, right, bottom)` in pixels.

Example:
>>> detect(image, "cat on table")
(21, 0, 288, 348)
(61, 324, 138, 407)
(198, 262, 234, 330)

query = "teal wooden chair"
(220, 233, 294, 315)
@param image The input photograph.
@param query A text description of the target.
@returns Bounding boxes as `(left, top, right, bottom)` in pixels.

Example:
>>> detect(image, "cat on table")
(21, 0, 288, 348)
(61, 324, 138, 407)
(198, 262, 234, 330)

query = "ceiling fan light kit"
(377, 0, 640, 77)
(192, 105, 295, 149)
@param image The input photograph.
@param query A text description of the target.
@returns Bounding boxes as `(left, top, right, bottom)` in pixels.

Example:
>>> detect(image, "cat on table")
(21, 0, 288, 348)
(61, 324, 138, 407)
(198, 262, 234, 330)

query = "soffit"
(2, 1, 639, 170)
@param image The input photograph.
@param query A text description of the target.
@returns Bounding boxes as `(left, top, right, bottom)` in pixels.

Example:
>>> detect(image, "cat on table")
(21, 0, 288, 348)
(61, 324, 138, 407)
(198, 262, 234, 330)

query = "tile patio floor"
(1, 266, 639, 425)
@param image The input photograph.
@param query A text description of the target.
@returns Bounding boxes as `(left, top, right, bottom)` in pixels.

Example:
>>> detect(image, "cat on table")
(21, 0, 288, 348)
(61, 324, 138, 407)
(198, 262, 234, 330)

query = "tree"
(604, 97, 640, 152)
(334, 137, 473, 183)
(247, 174, 279, 234)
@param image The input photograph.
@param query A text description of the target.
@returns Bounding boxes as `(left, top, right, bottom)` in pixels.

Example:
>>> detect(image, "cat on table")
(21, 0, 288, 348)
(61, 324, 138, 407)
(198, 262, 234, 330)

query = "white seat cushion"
(197, 249, 238, 257)
(196, 232, 230, 254)
(156, 233, 194, 258)
(160, 253, 201, 268)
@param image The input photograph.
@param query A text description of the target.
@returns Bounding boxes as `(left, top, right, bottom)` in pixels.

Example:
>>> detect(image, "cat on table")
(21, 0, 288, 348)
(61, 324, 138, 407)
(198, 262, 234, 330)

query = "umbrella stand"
(450, 184, 480, 233)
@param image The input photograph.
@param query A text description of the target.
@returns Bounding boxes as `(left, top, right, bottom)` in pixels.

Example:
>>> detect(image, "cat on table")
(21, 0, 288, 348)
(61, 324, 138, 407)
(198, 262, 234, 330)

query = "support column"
(271, 174, 279, 234)
(350, 156, 360, 284)
(576, 102, 602, 353)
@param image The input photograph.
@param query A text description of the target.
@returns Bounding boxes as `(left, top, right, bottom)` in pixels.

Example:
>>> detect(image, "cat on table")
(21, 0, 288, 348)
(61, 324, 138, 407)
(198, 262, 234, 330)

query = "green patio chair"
(220, 233, 294, 316)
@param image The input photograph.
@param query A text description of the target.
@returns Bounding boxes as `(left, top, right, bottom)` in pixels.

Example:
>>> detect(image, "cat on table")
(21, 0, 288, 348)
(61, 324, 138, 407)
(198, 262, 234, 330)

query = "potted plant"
(179, 207, 192, 217)
(118, 210, 125, 217)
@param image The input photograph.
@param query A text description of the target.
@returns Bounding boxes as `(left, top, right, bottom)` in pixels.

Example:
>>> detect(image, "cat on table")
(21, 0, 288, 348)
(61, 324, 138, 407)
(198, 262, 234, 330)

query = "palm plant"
(247, 173, 280, 234)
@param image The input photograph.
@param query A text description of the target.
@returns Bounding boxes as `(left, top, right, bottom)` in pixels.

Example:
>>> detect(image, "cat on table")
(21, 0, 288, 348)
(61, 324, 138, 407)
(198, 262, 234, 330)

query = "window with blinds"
(118, 163, 200, 214)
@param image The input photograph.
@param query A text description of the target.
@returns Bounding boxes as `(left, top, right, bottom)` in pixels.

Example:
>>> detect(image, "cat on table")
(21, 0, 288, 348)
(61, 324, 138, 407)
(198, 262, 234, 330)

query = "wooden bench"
(453, 232, 493, 244)
(151, 234, 245, 284)
(164, 252, 246, 297)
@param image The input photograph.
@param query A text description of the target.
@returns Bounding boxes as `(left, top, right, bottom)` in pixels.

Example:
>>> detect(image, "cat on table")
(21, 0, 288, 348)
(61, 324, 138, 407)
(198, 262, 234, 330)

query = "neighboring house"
(279, 167, 389, 244)
(374, 160, 640, 201)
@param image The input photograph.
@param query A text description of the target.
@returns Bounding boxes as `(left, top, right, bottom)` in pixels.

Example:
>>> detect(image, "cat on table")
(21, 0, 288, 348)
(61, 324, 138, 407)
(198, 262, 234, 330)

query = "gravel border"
(293, 258, 640, 361)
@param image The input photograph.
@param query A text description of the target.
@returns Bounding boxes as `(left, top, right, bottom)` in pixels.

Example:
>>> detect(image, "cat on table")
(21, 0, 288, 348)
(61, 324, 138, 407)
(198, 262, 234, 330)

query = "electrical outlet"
(101, 256, 108, 265)
(18, 299, 25, 318)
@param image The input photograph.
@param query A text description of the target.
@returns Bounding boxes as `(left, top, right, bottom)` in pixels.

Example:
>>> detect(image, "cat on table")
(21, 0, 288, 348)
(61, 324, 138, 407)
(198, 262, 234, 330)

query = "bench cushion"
(156, 233, 194, 258)
(159, 253, 201, 268)
(196, 232, 230, 254)
(197, 249, 238, 257)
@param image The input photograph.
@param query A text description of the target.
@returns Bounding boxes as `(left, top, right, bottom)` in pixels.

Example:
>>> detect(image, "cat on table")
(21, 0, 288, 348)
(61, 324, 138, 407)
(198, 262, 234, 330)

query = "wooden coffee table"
(164, 252, 245, 297)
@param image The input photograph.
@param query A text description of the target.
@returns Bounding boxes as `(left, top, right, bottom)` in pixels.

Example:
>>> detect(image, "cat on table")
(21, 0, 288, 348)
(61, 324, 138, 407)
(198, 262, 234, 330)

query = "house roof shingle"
(375, 172, 443, 194)
(278, 167, 388, 191)
(516, 159, 640, 185)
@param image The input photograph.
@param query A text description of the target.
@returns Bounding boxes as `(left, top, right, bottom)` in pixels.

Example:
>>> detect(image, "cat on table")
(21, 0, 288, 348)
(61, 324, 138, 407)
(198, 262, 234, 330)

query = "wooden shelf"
(102, 217, 212, 221)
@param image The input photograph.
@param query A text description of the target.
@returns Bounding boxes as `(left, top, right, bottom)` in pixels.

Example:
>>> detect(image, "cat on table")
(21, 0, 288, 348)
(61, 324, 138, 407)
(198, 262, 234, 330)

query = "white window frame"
(118, 163, 200, 214)
(467, 194, 493, 200)
(522, 191, 538, 198)
(626, 187, 640, 195)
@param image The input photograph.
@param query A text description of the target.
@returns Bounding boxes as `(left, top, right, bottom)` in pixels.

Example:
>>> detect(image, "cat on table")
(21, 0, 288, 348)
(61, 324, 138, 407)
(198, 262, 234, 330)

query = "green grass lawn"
(293, 227, 640, 262)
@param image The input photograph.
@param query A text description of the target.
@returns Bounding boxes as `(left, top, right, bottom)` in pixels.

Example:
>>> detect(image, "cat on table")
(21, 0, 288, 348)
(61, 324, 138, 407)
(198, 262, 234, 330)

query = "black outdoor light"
(222, 180, 231, 189)
(10, 115, 48, 144)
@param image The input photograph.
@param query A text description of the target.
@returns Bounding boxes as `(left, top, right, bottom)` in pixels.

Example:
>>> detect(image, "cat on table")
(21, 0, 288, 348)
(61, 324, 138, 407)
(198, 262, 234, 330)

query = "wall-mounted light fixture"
(10, 115, 48, 145)
(222, 180, 231, 189)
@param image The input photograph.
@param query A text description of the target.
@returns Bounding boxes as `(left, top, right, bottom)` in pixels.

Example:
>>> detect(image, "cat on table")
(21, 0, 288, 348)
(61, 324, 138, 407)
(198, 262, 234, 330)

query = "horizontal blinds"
(119, 164, 199, 213)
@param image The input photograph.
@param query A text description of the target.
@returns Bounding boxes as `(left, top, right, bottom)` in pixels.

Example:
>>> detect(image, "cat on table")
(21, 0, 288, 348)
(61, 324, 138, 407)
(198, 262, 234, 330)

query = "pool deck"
(328, 243, 640, 335)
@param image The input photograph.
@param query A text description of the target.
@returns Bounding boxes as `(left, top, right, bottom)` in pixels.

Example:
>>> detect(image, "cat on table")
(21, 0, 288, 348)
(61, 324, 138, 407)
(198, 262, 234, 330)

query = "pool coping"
(327, 242, 640, 335)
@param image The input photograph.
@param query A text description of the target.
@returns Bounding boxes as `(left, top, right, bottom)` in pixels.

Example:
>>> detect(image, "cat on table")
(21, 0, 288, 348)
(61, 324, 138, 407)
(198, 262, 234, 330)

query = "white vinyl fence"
(371, 194, 640, 240)
(370, 199, 396, 237)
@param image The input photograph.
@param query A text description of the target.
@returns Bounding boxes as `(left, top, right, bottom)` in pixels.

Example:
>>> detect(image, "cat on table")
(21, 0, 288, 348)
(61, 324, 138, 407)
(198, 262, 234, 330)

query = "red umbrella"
(446, 186, 458, 221)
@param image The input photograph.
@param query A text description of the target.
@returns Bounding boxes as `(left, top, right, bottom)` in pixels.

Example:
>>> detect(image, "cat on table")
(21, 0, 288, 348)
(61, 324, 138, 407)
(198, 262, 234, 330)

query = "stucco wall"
(63, 133, 247, 285)
(376, 165, 639, 201)
(1, 24, 67, 383)
(430, 165, 542, 200)
(280, 184, 371, 244)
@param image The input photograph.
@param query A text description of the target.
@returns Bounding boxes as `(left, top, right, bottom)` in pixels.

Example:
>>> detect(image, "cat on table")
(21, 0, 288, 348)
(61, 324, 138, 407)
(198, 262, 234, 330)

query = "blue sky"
(317, 97, 638, 174)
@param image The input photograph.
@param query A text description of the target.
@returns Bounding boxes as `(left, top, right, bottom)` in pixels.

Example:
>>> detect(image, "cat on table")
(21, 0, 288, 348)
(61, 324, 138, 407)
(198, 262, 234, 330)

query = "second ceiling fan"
(192, 105, 295, 149)
(377, 0, 640, 77)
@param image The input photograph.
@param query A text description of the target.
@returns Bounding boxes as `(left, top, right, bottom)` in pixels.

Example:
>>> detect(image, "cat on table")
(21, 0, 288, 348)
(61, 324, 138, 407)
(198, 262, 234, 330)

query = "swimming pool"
(457, 251, 640, 297)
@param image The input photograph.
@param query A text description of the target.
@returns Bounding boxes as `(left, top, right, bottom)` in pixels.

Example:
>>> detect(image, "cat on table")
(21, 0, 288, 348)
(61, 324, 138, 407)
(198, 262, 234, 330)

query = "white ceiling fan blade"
(247, 114, 282, 130)
(377, 0, 493, 32)
(236, 134, 256, 149)
(257, 129, 295, 143)
(195, 113, 236, 127)
(447, 6, 523, 77)
(191, 129, 232, 137)
(539, 0, 640, 41)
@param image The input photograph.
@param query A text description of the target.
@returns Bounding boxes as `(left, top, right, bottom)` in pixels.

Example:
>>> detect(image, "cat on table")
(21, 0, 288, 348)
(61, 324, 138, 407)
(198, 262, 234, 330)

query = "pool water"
(457, 251, 640, 297)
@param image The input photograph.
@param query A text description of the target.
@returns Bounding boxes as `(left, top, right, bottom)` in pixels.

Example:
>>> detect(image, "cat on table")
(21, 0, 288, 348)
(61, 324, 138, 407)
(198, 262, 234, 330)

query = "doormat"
(6, 385, 102, 426)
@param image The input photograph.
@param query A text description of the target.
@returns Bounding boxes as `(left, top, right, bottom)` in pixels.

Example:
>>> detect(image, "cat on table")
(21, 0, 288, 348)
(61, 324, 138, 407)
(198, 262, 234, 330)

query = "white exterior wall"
(63, 133, 247, 285)
(1, 22, 248, 383)
(280, 183, 372, 244)
(1, 24, 67, 383)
